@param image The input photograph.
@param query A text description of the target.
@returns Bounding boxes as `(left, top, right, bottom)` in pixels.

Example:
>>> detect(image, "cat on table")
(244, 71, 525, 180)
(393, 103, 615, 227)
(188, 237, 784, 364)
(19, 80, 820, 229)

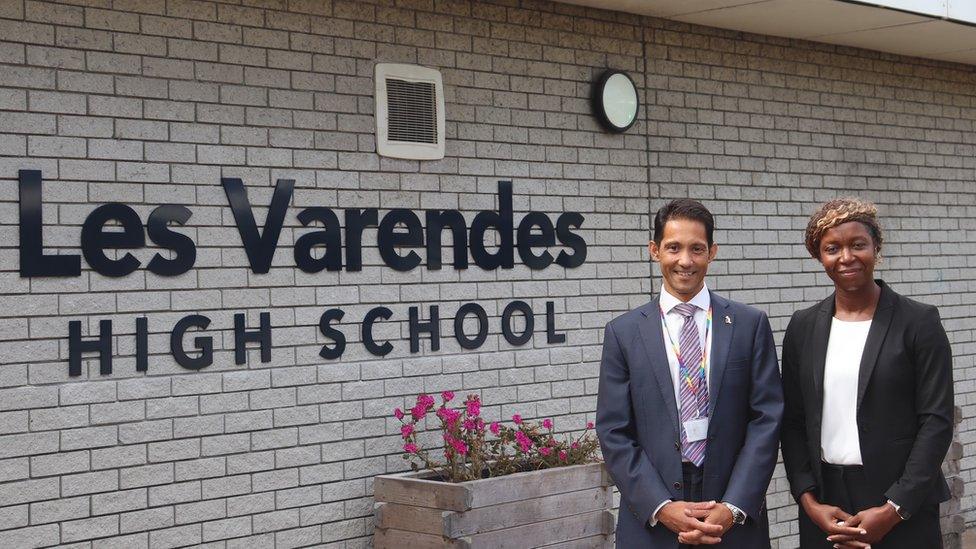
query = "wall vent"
(375, 63, 445, 160)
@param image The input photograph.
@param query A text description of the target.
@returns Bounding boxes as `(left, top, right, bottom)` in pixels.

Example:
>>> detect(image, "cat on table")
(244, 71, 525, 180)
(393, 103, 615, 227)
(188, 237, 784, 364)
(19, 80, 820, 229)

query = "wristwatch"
(722, 502, 746, 525)
(888, 500, 910, 521)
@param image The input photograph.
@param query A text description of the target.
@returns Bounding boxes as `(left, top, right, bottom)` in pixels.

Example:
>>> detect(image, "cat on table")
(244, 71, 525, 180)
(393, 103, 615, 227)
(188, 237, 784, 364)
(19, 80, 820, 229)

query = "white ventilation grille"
(375, 63, 445, 160)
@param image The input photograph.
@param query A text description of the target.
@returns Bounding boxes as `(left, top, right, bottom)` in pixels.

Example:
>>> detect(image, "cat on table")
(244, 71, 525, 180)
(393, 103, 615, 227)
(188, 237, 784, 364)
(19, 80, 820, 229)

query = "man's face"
(649, 218, 718, 302)
(817, 221, 877, 293)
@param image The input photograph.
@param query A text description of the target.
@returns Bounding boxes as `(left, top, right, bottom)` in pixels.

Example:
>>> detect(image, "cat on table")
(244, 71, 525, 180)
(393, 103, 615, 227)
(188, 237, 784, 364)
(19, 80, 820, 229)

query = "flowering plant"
(394, 392, 600, 483)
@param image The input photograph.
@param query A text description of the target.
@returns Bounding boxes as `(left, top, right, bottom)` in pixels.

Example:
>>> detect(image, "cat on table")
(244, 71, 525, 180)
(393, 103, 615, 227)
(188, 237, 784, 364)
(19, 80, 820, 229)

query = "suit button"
(674, 481, 682, 490)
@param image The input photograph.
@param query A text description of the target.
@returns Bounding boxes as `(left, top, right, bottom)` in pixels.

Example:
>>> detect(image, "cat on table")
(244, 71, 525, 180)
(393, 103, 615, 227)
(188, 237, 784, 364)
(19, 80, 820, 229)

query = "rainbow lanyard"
(659, 305, 712, 415)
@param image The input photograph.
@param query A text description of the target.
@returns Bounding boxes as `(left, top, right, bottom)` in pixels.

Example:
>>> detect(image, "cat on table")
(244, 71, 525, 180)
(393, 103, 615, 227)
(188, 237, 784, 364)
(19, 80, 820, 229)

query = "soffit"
(556, 0, 976, 66)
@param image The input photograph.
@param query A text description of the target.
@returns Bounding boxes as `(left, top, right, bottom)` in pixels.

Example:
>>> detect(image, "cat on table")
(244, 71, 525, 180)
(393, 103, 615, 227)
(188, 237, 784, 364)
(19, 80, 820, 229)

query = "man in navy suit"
(596, 199, 784, 548)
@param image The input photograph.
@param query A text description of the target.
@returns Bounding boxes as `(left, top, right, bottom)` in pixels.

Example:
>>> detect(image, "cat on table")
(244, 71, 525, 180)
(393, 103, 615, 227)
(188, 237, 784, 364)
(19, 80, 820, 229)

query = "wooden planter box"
(373, 462, 614, 548)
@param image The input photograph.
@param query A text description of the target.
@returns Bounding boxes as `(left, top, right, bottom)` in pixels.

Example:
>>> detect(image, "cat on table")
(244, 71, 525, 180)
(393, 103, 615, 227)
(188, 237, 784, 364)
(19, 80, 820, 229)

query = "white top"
(820, 317, 872, 466)
(659, 285, 712, 410)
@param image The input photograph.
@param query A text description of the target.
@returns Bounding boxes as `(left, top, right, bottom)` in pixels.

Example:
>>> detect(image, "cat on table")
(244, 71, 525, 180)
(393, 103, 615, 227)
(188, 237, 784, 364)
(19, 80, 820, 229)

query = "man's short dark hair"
(652, 198, 714, 246)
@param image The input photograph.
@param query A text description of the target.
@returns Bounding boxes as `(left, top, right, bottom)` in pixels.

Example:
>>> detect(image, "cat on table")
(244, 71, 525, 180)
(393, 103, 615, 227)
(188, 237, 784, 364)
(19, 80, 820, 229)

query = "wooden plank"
(375, 502, 452, 536)
(465, 463, 609, 508)
(374, 527, 466, 549)
(447, 487, 610, 537)
(374, 471, 473, 511)
(538, 534, 613, 549)
(466, 510, 613, 549)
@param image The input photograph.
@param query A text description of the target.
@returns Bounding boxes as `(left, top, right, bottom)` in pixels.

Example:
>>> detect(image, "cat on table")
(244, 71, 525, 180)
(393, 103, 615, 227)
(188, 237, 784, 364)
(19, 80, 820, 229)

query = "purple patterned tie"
(673, 302, 708, 466)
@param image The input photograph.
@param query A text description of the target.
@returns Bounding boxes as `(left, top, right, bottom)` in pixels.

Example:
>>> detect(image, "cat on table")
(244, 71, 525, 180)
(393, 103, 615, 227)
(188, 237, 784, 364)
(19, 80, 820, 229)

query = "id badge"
(683, 417, 709, 443)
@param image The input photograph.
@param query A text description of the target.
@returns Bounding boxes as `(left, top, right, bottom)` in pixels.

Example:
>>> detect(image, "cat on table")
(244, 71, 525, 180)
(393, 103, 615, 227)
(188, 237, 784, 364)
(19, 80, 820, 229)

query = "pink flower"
(410, 404, 426, 421)
(441, 391, 455, 403)
(394, 408, 404, 420)
(539, 446, 553, 456)
(571, 442, 579, 450)
(403, 443, 418, 454)
(586, 421, 594, 429)
(437, 407, 461, 426)
(512, 414, 522, 425)
(559, 450, 568, 461)
(417, 393, 435, 410)
(463, 419, 476, 431)
(466, 398, 481, 417)
(515, 431, 533, 453)
(451, 438, 468, 456)
(542, 418, 552, 430)
(401, 424, 413, 438)
(490, 422, 501, 436)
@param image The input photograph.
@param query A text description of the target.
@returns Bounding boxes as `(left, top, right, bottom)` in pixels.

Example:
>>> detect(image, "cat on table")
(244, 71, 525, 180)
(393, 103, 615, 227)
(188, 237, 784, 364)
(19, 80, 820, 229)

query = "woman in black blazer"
(781, 198, 953, 549)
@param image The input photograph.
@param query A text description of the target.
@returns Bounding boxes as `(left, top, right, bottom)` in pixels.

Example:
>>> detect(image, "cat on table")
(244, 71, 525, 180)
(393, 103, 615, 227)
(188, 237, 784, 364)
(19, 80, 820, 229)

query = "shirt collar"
(660, 284, 710, 315)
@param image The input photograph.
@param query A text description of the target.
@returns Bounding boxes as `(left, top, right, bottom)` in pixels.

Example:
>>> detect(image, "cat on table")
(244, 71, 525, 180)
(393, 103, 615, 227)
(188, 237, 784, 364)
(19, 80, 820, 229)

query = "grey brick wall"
(0, 0, 973, 547)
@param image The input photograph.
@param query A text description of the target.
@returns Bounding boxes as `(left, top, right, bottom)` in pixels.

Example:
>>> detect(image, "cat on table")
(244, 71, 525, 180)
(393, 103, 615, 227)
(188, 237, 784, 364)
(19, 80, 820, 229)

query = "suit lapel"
(809, 295, 834, 425)
(856, 282, 895, 411)
(707, 292, 733, 415)
(637, 298, 680, 435)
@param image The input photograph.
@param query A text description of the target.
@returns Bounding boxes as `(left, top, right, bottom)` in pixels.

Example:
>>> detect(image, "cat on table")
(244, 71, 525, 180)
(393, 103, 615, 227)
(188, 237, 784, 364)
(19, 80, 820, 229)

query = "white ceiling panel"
(672, 0, 928, 39)
(555, 0, 976, 66)
(928, 49, 976, 64)
(818, 19, 976, 56)
(558, 0, 760, 17)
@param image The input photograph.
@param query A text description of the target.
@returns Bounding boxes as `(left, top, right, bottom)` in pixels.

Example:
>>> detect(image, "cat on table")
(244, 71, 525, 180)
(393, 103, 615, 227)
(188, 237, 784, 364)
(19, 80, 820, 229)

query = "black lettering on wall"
(344, 209, 378, 271)
(234, 312, 272, 365)
(81, 203, 144, 277)
(170, 314, 213, 370)
(470, 181, 514, 270)
(408, 305, 440, 353)
(378, 209, 423, 272)
(501, 300, 534, 346)
(425, 210, 468, 270)
(453, 303, 488, 350)
(362, 306, 393, 356)
(546, 301, 566, 344)
(18, 170, 81, 277)
(516, 212, 555, 269)
(146, 205, 195, 276)
(295, 207, 342, 272)
(136, 317, 148, 372)
(555, 212, 587, 268)
(222, 177, 294, 274)
(68, 319, 112, 376)
(318, 308, 346, 359)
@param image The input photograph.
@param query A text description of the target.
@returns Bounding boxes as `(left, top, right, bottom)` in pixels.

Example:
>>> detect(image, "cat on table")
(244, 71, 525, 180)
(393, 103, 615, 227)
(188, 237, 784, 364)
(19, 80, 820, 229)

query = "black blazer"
(780, 280, 953, 517)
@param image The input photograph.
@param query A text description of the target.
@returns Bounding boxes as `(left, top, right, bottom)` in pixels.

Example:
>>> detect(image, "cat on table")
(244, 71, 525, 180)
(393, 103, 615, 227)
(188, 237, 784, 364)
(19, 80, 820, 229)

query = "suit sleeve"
(883, 305, 954, 516)
(596, 322, 672, 527)
(721, 311, 784, 519)
(780, 313, 819, 502)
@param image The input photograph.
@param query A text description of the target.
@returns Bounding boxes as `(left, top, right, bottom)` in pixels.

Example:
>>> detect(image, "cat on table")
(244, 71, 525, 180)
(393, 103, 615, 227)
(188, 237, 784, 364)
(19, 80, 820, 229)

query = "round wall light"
(592, 70, 639, 133)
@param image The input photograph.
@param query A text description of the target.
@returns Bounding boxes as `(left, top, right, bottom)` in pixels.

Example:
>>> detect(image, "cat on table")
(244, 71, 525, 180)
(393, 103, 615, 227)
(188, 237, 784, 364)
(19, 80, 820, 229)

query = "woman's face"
(818, 221, 878, 292)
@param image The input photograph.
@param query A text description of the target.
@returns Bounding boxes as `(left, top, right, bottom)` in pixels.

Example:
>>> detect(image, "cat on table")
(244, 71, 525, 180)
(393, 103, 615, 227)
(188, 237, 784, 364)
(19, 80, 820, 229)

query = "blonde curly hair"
(804, 198, 883, 259)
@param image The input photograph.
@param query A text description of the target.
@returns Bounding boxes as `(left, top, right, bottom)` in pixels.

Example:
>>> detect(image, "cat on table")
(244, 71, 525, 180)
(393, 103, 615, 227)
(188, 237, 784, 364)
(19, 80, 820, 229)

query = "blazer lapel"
(637, 298, 680, 435)
(856, 282, 895, 410)
(809, 295, 834, 426)
(707, 292, 733, 415)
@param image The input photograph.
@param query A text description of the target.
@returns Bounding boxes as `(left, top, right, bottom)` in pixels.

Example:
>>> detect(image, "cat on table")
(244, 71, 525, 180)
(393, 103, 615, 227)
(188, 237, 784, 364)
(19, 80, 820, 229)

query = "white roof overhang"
(556, 0, 976, 65)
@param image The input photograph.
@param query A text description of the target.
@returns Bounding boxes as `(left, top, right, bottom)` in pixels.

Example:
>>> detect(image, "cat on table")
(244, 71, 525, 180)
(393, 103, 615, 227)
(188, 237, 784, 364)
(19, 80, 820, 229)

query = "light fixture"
(592, 70, 638, 133)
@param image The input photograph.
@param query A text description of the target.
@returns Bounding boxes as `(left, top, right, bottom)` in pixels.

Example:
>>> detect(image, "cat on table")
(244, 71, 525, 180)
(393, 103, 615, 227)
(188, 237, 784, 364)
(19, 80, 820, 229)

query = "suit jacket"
(596, 291, 784, 548)
(780, 280, 953, 517)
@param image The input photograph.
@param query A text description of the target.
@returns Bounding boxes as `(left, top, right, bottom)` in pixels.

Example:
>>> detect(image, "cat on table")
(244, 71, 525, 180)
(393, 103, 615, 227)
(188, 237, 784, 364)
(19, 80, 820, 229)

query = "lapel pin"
(724, 315, 732, 324)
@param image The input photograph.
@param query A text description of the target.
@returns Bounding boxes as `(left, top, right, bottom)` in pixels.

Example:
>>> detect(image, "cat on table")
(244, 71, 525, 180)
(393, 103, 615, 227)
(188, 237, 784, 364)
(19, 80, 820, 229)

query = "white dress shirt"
(821, 317, 871, 465)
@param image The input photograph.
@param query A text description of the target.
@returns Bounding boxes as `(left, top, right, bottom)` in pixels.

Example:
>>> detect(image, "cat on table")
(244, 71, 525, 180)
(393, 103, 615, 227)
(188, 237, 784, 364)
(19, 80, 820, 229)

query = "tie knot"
(672, 302, 698, 318)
